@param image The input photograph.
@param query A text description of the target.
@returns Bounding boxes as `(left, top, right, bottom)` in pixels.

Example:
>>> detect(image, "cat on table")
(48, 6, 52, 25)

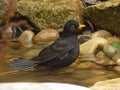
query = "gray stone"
(103, 44, 117, 58)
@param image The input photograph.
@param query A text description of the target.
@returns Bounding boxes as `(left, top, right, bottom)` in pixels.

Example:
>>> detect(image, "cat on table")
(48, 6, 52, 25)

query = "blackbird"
(9, 20, 85, 70)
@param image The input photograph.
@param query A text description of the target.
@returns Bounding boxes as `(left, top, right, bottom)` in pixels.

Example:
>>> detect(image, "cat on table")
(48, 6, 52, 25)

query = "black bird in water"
(9, 20, 85, 70)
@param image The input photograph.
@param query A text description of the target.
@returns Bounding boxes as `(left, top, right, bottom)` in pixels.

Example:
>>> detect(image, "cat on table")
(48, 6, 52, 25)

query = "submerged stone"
(34, 29, 59, 42)
(80, 37, 108, 53)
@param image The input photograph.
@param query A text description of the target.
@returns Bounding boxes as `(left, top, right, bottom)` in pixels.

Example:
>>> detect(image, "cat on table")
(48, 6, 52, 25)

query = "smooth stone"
(23, 49, 41, 59)
(113, 66, 120, 72)
(77, 53, 98, 62)
(80, 75, 107, 86)
(103, 44, 117, 58)
(91, 78, 120, 90)
(34, 29, 59, 42)
(116, 59, 120, 66)
(112, 52, 120, 61)
(106, 36, 120, 44)
(80, 37, 108, 53)
(17, 30, 35, 47)
(92, 30, 112, 39)
(91, 70, 106, 75)
(96, 51, 116, 65)
(76, 62, 93, 69)
(76, 62, 104, 70)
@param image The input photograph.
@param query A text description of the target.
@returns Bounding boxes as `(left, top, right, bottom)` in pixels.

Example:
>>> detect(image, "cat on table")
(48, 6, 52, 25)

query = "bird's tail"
(9, 58, 40, 71)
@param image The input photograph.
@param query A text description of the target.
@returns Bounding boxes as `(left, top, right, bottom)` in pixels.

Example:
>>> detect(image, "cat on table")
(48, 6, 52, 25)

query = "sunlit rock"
(80, 37, 108, 53)
(106, 36, 120, 44)
(84, 0, 120, 34)
(92, 30, 112, 39)
(103, 44, 117, 58)
(34, 29, 59, 42)
(91, 78, 120, 90)
(22, 49, 41, 59)
(17, 30, 35, 47)
(17, 0, 84, 30)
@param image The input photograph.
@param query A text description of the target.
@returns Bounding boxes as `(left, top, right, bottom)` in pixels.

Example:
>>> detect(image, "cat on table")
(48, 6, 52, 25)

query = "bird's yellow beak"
(78, 24, 86, 29)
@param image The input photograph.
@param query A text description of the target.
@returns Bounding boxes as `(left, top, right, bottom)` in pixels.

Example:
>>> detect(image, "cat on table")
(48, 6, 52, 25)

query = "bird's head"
(62, 20, 85, 37)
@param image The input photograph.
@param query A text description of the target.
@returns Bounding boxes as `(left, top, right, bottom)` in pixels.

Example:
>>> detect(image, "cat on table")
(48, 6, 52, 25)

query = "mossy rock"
(17, 0, 84, 30)
(84, 0, 120, 34)
(0, 0, 8, 23)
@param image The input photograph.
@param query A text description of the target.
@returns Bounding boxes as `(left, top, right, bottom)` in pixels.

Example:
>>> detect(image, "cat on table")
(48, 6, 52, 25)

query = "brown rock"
(34, 29, 60, 42)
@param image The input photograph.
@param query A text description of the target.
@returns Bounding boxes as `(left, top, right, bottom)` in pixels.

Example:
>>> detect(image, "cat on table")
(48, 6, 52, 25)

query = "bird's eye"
(71, 25, 75, 29)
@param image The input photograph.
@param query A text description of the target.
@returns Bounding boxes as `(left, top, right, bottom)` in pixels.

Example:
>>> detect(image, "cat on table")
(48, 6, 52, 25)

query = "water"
(0, 42, 119, 87)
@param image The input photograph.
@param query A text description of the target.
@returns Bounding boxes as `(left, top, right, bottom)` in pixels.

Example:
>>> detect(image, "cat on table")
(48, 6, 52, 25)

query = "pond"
(0, 42, 119, 88)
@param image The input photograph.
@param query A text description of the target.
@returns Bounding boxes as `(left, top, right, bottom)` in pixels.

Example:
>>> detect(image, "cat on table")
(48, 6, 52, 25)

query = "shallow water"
(0, 42, 119, 87)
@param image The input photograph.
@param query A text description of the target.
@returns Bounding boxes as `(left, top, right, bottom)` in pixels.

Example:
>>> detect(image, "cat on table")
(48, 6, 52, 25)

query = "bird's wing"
(31, 38, 74, 62)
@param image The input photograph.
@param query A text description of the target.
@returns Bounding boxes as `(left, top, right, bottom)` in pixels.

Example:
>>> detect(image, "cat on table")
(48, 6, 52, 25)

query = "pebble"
(92, 30, 112, 38)
(34, 29, 59, 42)
(103, 44, 117, 58)
(80, 37, 108, 53)
(17, 30, 35, 47)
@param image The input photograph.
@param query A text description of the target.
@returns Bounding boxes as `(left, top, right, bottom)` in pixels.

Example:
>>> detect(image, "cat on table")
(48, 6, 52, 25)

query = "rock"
(76, 61, 104, 70)
(17, 30, 35, 47)
(116, 59, 120, 66)
(91, 70, 106, 75)
(23, 49, 41, 59)
(76, 62, 93, 69)
(91, 78, 120, 90)
(84, 0, 120, 34)
(112, 52, 120, 61)
(103, 44, 117, 58)
(106, 36, 120, 44)
(113, 66, 120, 72)
(92, 30, 112, 39)
(111, 41, 120, 53)
(78, 53, 98, 62)
(78, 35, 91, 44)
(80, 37, 108, 53)
(0, 0, 8, 23)
(34, 29, 59, 42)
(96, 51, 116, 65)
(17, 0, 84, 30)
(80, 75, 107, 86)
